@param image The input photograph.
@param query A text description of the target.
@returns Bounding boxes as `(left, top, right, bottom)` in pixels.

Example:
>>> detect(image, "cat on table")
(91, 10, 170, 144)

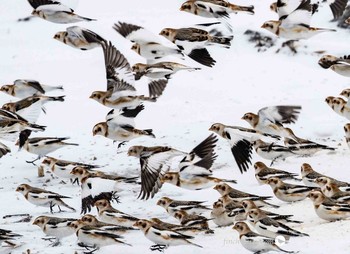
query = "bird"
(247, 209, 309, 239)
(344, 123, 350, 148)
(266, 177, 315, 202)
(133, 219, 202, 252)
(130, 42, 185, 62)
(132, 62, 201, 80)
(94, 199, 140, 227)
(319, 55, 350, 77)
(68, 220, 131, 252)
(283, 135, 335, 156)
(241, 105, 301, 140)
(173, 210, 211, 228)
(213, 183, 278, 208)
(0, 228, 22, 247)
(254, 161, 300, 184)
(32, 216, 76, 246)
(321, 182, 350, 203)
(17, 136, 78, 165)
(316, 176, 350, 193)
(340, 88, 350, 103)
(232, 222, 296, 254)
(156, 197, 211, 216)
(0, 79, 63, 99)
(325, 96, 350, 120)
(16, 183, 76, 213)
(252, 139, 297, 165)
(209, 123, 280, 173)
(28, 0, 96, 24)
(2, 95, 65, 123)
(150, 218, 210, 234)
(127, 145, 186, 200)
(54, 26, 105, 50)
(308, 190, 350, 221)
(211, 200, 234, 227)
(301, 163, 350, 189)
(161, 172, 237, 190)
(180, 0, 255, 19)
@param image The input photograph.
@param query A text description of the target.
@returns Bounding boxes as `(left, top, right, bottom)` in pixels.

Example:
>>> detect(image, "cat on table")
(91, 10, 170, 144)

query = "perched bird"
(16, 183, 76, 213)
(340, 89, 350, 103)
(133, 219, 202, 251)
(301, 163, 350, 189)
(344, 123, 350, 148)
(308, 190, 350, 221)
(284, 135, 335, 156)
(247, 209, 309, 239)
(325, 96, 350, 120)
(94, 199, 139, 227)
(173, 210, 211, 228)
(161, 172, 237, 190)
(2, 95, 65, 123)
(321, 182, 350, 203)
(232, 222, 296, 254)
(17, 136, 78, 165)
(241, 105, 301, 140)
(254, 161, 300, 184)
(252, 139, 296, 165)
(157, 197, 211, 216)
(150, 218, 210, 234)
(33, 216, 76, 246)
(80, 214, 136, 234)
(213, 183, 278, 208)
(28, 0, 96, 24)
(211, 200, 234, 227)
(319, 55, 350, 77)
(127, 146, 186, 200)
(0, 79, 63, 99)
(266, 177, 315, 202)
(209, 123, 280, 173)
(132, 62, 200, 80)
(68, 220, 131, 252)
(54, 26, 105, 50)
(180, 0, 255, 19)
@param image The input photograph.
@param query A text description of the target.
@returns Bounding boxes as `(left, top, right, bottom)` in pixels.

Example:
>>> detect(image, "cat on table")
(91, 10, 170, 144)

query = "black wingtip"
(188, 48, 216, 67)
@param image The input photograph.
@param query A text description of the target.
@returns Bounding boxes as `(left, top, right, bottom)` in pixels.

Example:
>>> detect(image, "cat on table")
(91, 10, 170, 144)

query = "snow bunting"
(133, 219, 202, 251)
(252, 139, 296, 165)
(28, 0, 95, 24)
(254, 161, 300, 184)
(94, 199, 139, 227)
(131, 42, 185, 61)
(0, 228, 21, 246)
(68, 220, 131, 252)
(157, 197, 211, 216)
(266, 177, 315, 202)
(340, 88, 350, 103)
(161, 172, 237, 190)
(127, 146, 186, 200)
(213, 183, 278, 208)
(2, 95, 65, 123)
(173, 210, 212, 231)
(80, 214, 136, 234)
(233, 222, 296, 254)
(325, 96, 350, 120)
(33, 216, 76, 246)
(247, 209, 309, 239)
(211, 200, 234, 227)
(17, 136, 78, 165)
(54, 26, 105, 50)
(223, 199, 246, 220)
(241, 105, 301, 140)
(308, 190, 350, 221)
(284, 135, 335, 156)
(209, 123, 280, 173)
(0, 79, 63, 99)
(344, 123, 350, 148)
(180, 0, 254, 19)
(151, 218, 211, 234)
(319, 55, 350, 77)
(322, 182, 350, 203)
(16, 183, 76, 213)
(132, 62, 200, 80)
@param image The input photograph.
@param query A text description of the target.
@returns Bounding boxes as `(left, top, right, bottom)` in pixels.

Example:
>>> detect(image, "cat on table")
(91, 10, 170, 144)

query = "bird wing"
(27, 0, 61, 9)
(328, 0, 347, 19)
(258, 105, 302, 125)
(113, 22, 162, 44)
(279, 0, 312, 26)
(148, 79, 168, 98)
(194, 1, 230, 19)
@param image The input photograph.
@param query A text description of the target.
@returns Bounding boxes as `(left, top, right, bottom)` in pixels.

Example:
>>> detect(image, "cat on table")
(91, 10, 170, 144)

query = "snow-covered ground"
(1, 0, 350, 253)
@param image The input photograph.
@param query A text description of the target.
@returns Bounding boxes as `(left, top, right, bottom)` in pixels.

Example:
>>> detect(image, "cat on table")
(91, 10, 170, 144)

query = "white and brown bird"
(0, 79, 63, 99)
(157, 197, 211, 216)
(315, 176, 350, 193)
(308, 190, 350, 221)
(233, 222, 296, 254)
(209, 123, 280, 173)
(321, 182, 350, 204)
(28, 0, 95, 24)
(54, 26, 105, 50)
(127, 146, 186, 200)
(254, 161, 300, 184)
(284, 134, 335, 156)
(266, 177, 315, 202)
(16, 184, 76, 213)
(319, 55, 350, 77)
(133, 219, 202, 251)
(0, 228, 22, 247)
(211, 200, 234, 227)
(241, 105, 301, 141)
(344, 123, 350, 148)
(173, 210, 212, 232)
(340, 89, 350, 103)
(150, 218, 210, 234)
(33, 216, 76, 246)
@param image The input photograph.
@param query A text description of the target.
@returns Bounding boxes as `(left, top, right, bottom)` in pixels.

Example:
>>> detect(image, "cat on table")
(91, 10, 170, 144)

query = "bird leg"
(26, 156, 41, 166)
(49, 202, 57, 214)
(276, 40, 298, 54)
(78, 242, 98, 254)
(71, 178, 80, 185)
(42, 237, 59, 246)
(150, 244, 167, 252)
(117, 141, 127, 149)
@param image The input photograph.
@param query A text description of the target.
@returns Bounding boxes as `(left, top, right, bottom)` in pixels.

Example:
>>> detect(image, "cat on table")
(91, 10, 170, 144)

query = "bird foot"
(117, 141, 127, 149)
(112, 193, 121, 204)
(150, 244, 167, 252)
(78, 242, 98, 254)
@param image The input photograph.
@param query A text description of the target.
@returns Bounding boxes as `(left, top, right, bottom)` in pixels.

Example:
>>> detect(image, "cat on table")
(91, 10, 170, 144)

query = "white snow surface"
(1, 0, 350, 253)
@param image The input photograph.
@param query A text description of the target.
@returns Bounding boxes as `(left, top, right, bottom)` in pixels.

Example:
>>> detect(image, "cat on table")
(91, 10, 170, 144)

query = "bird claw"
(78, 242, 98, 254)
(150, 244, 167, 252)
(117, 141, 127, 149)
(112, 193, 121, 203)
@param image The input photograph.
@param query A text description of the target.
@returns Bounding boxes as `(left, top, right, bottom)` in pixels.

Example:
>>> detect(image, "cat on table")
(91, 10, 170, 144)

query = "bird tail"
(64, 142, 79, 146)
(189, 241, 203, 248)
(208, 35, 233, 47)
(28, 123, 46, 132)
(229, 4, 255, 14)
(79, 16, 97, 22)
(223, 179, 237, 184)
(139, 95, 157, 102)
(48, 95, 65, 102)
(142, 129, 156, 138)
(276, 245, 298, 254)
(56, 199, 76, 212)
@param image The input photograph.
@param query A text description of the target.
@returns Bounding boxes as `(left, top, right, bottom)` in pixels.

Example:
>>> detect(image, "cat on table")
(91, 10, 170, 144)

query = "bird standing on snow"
(319, 55, 350, 77)
(157, 197, 211, 216)
(254, 161, 300, 184)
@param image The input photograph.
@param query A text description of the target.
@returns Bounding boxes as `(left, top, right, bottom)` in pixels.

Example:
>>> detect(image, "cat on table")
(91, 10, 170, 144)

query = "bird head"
(92, 122, 107, 136)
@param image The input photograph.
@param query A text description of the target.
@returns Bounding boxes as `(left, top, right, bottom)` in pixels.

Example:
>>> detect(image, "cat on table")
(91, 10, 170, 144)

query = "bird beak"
(89, 95, 93, 99)
(132, 222, 138, 227)
(213, 185, 218, 190)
